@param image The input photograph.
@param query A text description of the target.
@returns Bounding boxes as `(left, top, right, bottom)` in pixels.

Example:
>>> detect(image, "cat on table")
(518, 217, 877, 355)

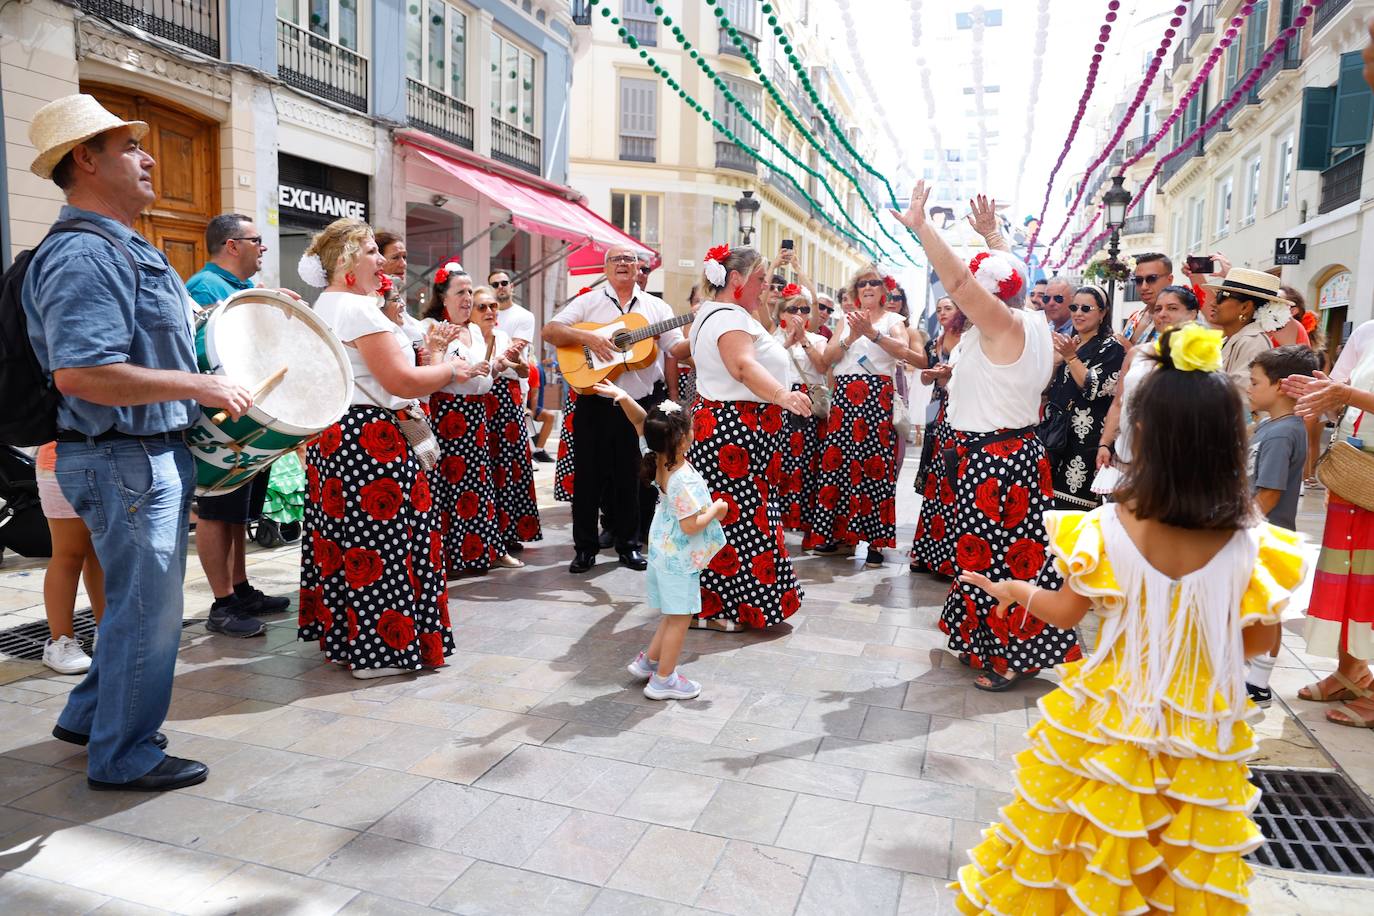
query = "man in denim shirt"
(22, 95, 251, 792)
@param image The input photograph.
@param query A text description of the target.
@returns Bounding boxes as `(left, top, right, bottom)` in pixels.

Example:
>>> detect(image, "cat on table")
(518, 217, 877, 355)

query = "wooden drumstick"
(211, 366, 288, 424)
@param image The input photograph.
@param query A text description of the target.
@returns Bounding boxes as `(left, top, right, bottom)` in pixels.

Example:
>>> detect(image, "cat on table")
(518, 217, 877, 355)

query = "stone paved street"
(0, 452, 1371, 914)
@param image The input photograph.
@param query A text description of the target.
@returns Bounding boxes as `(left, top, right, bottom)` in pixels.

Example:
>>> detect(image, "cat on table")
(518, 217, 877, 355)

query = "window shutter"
(1298, 86, 1337, 170)
(620, 78, 655, 137)
(1331, 51, 1374, 149)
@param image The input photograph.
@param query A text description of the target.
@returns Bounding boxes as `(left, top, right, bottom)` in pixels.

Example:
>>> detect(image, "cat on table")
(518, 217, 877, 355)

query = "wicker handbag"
(1315, 412, 1374, 512)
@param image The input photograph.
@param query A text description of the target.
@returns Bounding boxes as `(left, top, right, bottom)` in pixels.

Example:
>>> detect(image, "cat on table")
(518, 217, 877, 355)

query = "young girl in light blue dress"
(595, 381, 727, 700)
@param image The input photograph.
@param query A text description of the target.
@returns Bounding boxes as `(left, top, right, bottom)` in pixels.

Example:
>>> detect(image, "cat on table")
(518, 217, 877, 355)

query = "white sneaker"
(644, 671, 701, 701)
(351, 666, 411, 680)
(626, 651, 657, 680)
(43, 636, 91, 675)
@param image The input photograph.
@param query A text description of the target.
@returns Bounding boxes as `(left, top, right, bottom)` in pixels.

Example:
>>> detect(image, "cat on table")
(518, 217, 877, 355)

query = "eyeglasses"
(1043, 294, 1066, 304)
(856, 279, 885, 290)
(474, 303, 496, 312)
(492, 279, 511, 288)
(607, 255, 638, 265)
(770, 283, 786, 292)
(229, 236, 264, 247)
(783, 306, 812, 315)
(1068, 303, 1099, 313)
(1132, 273, 1164, 285)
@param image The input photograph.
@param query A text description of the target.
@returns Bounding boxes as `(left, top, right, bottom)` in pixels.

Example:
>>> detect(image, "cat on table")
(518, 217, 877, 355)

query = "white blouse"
(690, 304, 790, 403)
(772, 328, 829, 387)
(832, 311, 904, 377)
(946, 308, 1053, 433)
(442, 324, 494, 396)
(313, 291, 414, 410)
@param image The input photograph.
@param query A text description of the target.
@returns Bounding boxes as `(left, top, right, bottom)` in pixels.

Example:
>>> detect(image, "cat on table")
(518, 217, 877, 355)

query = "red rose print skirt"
(688, 398, 802, 631)
(299, 406, 454, 671)
(488, 379, 542, 544)
(810, 374, 898, 550)
(780, 383, 824, 545)
(554, 388, 576, 503)
(937, 427, 1078, 675)
(910, 400, 956, 575)
(431, 393, 503, 575)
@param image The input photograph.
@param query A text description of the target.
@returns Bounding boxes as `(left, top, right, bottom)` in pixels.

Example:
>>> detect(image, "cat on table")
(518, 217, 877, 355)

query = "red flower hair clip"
(968, 251, 1024, 301)
(705, 244, 731, 264)
(434, 261, 464, 286)
(378, 273, 394, 293)
(883, 275, 897, 292)
(781, 282, 802, 298)
(703, 244, 731, 286)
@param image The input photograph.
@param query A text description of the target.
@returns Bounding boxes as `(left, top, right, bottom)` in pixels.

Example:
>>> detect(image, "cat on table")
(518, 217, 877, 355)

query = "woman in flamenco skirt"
(910, 297, 963, 576)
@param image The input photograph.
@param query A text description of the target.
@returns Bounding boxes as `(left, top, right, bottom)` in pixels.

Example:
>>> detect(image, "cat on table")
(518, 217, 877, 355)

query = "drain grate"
(0, 609, 195, 661)
(1248, 767, 1374, 877)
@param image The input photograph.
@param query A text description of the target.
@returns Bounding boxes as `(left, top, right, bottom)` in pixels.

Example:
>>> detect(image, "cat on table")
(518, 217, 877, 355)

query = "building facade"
(567, 0, 888, 309)
(1, 0, 635, 333)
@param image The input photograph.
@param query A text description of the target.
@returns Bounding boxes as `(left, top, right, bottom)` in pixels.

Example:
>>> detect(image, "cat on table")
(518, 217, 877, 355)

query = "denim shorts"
(646, 564, 700, 616)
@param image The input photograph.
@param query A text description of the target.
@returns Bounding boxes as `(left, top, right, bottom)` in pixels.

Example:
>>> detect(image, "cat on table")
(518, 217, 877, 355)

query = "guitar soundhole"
(611, 331, 631, 351)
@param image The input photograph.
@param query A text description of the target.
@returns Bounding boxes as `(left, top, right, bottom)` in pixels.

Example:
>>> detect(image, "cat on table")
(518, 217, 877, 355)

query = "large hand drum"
(190, 290, 353, 496)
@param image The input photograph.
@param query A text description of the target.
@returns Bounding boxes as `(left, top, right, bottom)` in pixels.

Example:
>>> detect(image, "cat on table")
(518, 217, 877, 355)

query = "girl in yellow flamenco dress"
(954, 325, 1307, 915)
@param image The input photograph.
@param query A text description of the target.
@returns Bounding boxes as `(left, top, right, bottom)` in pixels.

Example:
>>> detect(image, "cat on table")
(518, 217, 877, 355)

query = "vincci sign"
(278, 184, 368, 221)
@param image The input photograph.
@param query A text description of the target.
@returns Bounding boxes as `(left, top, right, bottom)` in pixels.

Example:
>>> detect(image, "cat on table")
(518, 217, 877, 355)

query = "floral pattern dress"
(810, 375, 899, 550)
(912, 335, 956, 574)
(1043, 334, 1124, 510)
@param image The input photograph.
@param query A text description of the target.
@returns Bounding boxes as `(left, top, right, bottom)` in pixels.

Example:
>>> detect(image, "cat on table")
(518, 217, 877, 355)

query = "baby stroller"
(0, 446, 51, 563)
(250, 452, 305, 548)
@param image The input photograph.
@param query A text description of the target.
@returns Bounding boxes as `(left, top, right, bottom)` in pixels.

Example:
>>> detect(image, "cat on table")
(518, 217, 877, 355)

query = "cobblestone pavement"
(0, 451, 1371, 914)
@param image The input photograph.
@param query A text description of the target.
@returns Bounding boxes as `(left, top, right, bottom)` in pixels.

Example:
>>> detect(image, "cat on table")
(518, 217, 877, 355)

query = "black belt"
(55, 429, 184, 444)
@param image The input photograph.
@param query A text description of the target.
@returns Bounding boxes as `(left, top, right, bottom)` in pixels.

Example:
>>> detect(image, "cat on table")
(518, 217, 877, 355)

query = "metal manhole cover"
(1248, 767, 1374, 877)
(0, 609, 195, 661)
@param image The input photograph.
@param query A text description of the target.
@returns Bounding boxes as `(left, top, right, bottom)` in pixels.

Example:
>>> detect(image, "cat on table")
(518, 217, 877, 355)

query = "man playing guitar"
(542, 245, 690, 573)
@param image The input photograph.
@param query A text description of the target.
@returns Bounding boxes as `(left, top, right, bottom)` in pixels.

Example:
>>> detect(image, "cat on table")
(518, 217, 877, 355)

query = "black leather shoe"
(598, 529, 614, 550)
(617, 549, 648, 571)
(569, 551, 596, 574)
(88, 756, 208, 792)
(53, 724, 168, 750)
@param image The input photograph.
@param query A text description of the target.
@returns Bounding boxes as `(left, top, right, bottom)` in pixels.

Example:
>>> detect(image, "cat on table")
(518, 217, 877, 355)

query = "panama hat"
(1201, 267, 1291, 306)
(28, 94, 149, 180)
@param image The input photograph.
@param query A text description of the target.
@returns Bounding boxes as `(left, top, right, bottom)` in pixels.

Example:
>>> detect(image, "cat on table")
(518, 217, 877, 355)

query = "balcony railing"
(720, 27, 759, 59)
(1314, 0, 1353, 34)
(767, 168, 809, 211)
(1250, 40, 1302, 103)
(277, 19, 368, 113)
(571, 1, 592, 26)
(619, 135, 655, 162)
(1173, 36, 1193, 72)
(407, 80, 473, 149)
(1159, 142, 1198, 187)
(1108, 148, 1125, 168)
(1188, 3, 1216, 51)
(491, 118, 541, 174)
(78, 0, 219, 56)
(715, 140, 757, 174)
(1125, 136, 1153, 159)
(1319, 153, 1364, 214)
(1122, 214, 1156, 236)
(624, 17, 657, 46)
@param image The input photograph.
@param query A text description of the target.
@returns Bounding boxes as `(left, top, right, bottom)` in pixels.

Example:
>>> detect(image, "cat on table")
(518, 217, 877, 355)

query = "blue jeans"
(55, 437, 193, 782)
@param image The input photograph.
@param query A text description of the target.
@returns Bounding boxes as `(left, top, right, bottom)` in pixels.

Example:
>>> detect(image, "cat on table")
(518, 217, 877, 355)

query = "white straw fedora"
(1201, 267, 1291, 306)
(28, 94, 149, 181)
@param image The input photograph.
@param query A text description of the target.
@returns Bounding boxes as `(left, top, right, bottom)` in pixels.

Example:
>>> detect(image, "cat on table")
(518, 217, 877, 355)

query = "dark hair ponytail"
(638, 405, 694, 485)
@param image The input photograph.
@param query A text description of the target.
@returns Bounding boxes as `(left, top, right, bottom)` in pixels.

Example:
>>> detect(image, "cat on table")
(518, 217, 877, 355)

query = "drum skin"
(190, 290, 353, 496)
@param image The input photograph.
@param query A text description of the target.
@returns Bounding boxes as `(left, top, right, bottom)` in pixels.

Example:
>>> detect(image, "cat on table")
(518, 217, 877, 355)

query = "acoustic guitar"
(556, 311, 695, 394)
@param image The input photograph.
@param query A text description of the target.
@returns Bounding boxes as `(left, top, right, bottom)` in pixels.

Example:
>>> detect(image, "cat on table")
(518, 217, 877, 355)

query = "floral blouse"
(649, 462, 726, 575)
(1045, 333, 1125, 505)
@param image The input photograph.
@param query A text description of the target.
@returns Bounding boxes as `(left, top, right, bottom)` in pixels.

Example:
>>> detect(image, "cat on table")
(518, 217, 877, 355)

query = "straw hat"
(28, 94, 148, 180)
(1201, 267, 1291, 307)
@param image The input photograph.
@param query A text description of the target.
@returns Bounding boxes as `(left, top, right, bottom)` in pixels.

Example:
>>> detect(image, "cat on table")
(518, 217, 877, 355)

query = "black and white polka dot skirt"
(431, 393, 502, 575)
(937, 428, 1078, 674)
(488, 379, 542, 544)
(688, 398, 802, 631)
(910, 401, 956, 575)
(299, 406, 454, 671)
(554, 388, 576, 503)
(810, 374, 898, 550)
(779, 383, 823, 545)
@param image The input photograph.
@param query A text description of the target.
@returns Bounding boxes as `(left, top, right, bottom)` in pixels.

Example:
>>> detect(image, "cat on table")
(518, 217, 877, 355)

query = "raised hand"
(966, 194, 999, 240)
(891, 181, 932, 233)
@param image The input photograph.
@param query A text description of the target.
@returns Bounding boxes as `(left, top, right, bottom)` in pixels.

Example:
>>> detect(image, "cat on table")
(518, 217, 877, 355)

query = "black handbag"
(1035, 402, 1072, 457)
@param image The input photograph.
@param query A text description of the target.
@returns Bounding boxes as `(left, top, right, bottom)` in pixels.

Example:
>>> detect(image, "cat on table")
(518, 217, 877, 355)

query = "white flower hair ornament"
(657, 400, 682, 414)
(1254, 301, 1291, 333)
(297, 252, 328, 288)
(967, 251, 1026, 302)
(702, 243, 731, 287)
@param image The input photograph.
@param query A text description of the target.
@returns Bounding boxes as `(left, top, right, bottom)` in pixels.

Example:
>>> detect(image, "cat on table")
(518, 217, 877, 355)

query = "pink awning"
(406, 143, 659, 273)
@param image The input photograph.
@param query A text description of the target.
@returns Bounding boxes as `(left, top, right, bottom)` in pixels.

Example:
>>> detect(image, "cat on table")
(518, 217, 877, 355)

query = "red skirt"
(487, 378, 542, 543)
(809, 374, 898, 549)
(431, 393, 503, 574)
(1304, 495, 1374, 660)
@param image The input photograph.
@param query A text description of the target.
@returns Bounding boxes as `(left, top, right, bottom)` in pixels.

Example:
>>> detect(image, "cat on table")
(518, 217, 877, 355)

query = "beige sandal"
(1326, 700, 1374, 729)
(1298, 671, 1372, 703)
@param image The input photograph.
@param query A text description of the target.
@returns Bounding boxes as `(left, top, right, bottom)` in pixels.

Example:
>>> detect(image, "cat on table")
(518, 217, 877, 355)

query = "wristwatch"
(871, 331, 882, 343)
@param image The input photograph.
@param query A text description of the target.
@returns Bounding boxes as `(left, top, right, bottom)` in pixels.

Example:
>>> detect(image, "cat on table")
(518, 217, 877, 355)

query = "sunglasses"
(1132, 273, 1164, 285)
(1042, 294, 1066, 304)
(856, 279, 885, 290)
(492, 280, 511, 288)
(817, 304, 835, 313)
(889, 296, 906, 304)
(638, 266, 651, 275)
(784, 306, 811, 315)
(474, 303, 496, 312)
(1068, 303, 1099, 313)
(770, 283, 786, 292)
(230, 236, 264, 247)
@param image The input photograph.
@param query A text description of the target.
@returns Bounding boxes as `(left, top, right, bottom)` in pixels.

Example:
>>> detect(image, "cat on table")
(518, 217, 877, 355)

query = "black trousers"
(572, 386, 664, 553)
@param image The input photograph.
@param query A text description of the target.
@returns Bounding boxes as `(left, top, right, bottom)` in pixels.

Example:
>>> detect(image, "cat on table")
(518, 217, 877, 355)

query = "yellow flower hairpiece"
(1153, 323, 1223, 373)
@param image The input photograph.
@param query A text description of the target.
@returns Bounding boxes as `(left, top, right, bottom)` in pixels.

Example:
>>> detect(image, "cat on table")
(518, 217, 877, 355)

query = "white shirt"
(832, 311, 904, 377)
(400, 311, 428, 345)
(772, 328, 828, 387)
(946, 308, 1053, 433)
(442, 325, 494, 396)
(313, 291, 414, 410)
(691, 303, 789, 403)
(496, 302, 535, 381)
(549, 286, 683, 400)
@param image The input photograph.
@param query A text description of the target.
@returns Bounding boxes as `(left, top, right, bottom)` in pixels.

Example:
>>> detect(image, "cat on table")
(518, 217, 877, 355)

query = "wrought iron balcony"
(1109, 148, 1125, 167)
(1122, 214, 1156, 236)
(1159, 142, 1198, 188)
(1250, 40, 1302, 104)
(619, 135, 655, 162)
(1314, 0, 1353, 34)
(78, 0, 219, 56)
(407, 80, 473, 150)
(720, 27, 759, 59)
(571, 1, 592, 26)
(491, 118, 542, 175)
(1173, 36, 1193, 72)
(1319, 154, 1364, 215)
(715, 140, 757, 174)
(767, 168, 810, 211)
(1125, 136, 1153, 159)
(277, 18, 368, 113)
(1188, 3, 1216, 51)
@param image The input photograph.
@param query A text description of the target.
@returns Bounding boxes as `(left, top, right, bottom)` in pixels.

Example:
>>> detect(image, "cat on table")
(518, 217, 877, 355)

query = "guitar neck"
(620, 311, 694, 346)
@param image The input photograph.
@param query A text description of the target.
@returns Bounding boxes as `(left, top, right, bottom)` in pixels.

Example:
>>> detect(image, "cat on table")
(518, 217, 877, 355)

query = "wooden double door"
(84, 84, 220, 281)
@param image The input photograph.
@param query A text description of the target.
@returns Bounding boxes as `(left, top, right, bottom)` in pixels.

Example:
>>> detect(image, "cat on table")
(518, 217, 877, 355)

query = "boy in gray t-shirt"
(1244, 345, 1319, 706)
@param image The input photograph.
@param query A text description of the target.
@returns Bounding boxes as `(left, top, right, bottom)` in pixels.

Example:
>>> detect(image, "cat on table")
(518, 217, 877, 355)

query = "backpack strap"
(44, 219, 139, 289)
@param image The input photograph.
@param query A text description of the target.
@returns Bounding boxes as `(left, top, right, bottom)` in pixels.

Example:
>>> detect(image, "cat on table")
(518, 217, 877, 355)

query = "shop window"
(491, 32, 538, 135)
(404, 203, 464, 309)
(611, 192, 661, 246)
(489, 222, 531, 289)
(405, 1, 467, 100)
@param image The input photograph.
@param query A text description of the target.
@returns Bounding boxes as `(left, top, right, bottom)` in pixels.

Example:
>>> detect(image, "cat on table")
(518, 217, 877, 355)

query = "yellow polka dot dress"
(953, 507, 1306, 915)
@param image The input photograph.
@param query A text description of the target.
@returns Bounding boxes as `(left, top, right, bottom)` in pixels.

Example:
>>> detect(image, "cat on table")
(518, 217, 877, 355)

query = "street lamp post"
(1102, 175, 1131, 314)
(734, 189, 760, 247)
